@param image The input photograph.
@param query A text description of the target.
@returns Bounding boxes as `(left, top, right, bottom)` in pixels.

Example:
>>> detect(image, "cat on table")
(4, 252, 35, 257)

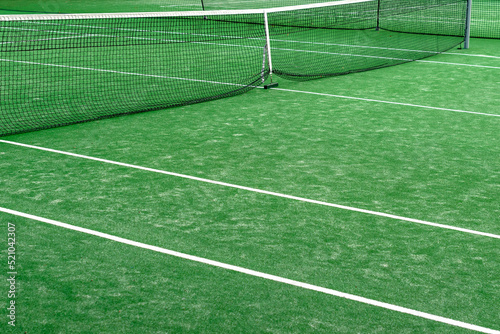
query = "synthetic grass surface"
(1, 37, 499, 333)
(2, 215, 484, 334)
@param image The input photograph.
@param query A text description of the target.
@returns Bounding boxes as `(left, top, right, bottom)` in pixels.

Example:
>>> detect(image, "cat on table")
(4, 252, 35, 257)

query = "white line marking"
(269, 47, 500, 70)
(8, 21, 498, 67)
(10, 13, 500, 61)
(442, 52, 500, 59)
(1, 140, 499, 239)
(19, 20, 497, 61)
(417, 60, 500, 70)
(273, 88, 500, 118)
(0, 58, 250, 87)
(0, 0, 374, 20)
(0, 207, 498, 334)
(2, 53, 497, 118)
(271, 38, 443, 55)
(4, 25, 497, 72)
(0, 36, 84, 44)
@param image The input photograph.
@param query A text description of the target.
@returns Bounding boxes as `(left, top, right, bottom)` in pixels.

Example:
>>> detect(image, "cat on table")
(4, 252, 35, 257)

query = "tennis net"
(471, 0, 500, 38)
(1, 0, 468, 136)
(2, 0, 490, 38)
(0, 0, 197, 14)
(201, 0, 497, 39)
(0, 0, 336, 13)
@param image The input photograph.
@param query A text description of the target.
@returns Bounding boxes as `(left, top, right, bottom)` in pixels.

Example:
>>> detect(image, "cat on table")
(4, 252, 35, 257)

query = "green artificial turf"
(1, 1, 499, 330)
(1, 37, 499, 332)
(1, 215, 485, 334)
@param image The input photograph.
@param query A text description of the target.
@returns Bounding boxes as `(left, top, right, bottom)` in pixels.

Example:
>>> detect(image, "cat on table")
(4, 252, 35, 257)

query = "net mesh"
(0, 13, 270, 135)
(1, 0, 468, 136)
(201, 0, 498, 39)
(268, 0, 466, 80)
(0, 1, 495, 38)
(471, 0, 500, 38)
(0, 0, 198, 14)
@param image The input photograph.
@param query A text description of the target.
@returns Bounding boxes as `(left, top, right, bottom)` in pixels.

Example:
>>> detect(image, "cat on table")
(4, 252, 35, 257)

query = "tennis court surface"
(1, 1, 499, 333)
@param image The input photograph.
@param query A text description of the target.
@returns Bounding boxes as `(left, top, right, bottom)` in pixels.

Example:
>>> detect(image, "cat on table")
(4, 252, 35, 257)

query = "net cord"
(0, 0, 375, 21)
(464, 0, 472, 49)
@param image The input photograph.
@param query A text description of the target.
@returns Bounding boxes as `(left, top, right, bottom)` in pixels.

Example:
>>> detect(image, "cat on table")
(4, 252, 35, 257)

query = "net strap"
(263, 11, 274, 81)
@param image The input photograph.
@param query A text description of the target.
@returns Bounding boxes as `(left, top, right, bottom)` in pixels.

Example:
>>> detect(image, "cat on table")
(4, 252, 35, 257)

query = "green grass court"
(1, 2, 500, 334)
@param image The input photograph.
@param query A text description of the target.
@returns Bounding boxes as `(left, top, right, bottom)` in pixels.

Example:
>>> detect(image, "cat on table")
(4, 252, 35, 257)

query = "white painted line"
(0, 207, 498, 334)
(15, 20, 500, 63)
(1, 140, 499, 240)
(417, 60, 500, 70)
(5, 22, 495, 71)
(269, 47, 500, 70)
(0, 59, 250, 88)
(273, 88, 500, 118)
(442, 52, 500, 59)
(8, 15, 498, 63)
(0, 0, 374, 20)
(2, 51, 498, 118)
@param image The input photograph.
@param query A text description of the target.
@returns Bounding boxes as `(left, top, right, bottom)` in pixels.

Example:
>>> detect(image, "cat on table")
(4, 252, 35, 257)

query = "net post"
(464, 0, 472, 49)
(263, 11, 278, 89)
(376, 0, 381, 31)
